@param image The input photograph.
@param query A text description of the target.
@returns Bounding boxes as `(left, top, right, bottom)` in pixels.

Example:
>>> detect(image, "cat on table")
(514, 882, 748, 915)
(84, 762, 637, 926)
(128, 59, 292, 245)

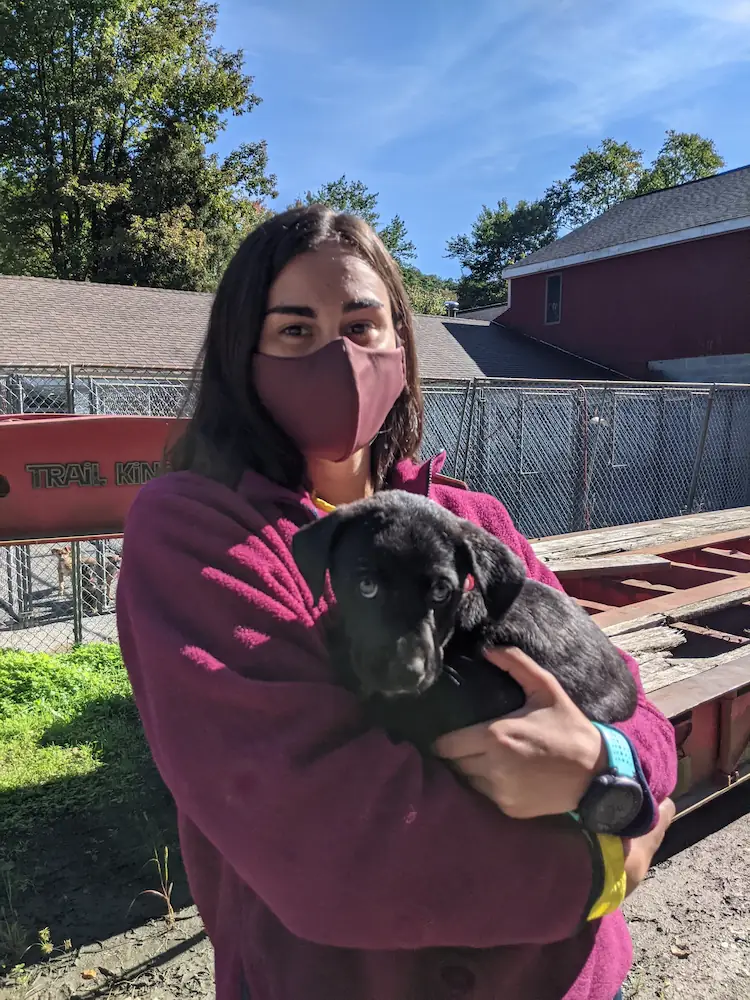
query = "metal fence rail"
(3, 365, 750, 652)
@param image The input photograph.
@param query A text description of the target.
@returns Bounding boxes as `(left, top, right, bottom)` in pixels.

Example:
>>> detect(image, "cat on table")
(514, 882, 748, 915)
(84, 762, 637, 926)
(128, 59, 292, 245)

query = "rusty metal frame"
(590, 573, 750, 628)
(554, 527, 750, 818)
(650, 656, 750, 818)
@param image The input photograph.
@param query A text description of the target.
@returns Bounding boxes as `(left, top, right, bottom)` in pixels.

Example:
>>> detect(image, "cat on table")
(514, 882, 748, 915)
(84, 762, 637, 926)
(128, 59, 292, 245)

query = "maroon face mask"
(252, 338, 407, 462)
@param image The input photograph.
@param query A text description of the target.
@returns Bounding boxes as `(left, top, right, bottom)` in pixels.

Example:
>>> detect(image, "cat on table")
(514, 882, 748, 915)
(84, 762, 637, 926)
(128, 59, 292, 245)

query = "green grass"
(0, 644, 155, 852)
(0, 645, 183, 974)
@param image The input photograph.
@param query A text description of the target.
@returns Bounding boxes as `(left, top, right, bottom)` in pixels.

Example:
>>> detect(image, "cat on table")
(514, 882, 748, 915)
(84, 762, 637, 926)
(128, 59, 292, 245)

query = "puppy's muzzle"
(375, 629, 441, 698)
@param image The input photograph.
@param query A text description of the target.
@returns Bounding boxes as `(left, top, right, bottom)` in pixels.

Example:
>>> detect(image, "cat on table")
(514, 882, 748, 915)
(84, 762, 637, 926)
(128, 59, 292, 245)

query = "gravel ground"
(624, 784, 750, 1000)
(2, 787, 749, 1000)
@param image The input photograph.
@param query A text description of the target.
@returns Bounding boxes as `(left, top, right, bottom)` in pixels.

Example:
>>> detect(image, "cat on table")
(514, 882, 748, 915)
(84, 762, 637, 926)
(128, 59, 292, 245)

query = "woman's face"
(258, 243, 399, 358)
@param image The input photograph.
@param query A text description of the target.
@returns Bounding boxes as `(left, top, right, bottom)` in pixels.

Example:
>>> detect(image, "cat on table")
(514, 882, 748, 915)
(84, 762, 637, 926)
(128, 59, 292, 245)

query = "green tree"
(299, 174, 416, 265)
(547, 139, 645, 228)
(636, 130, 725, 194)
(400, 265, 457, 316)
(302, 175, 380, 227)
(299, 174, 458, 314)
(0, 0, 276, 290)
(445, 198, 558, 309)
(548, 131, 725, 228)
(377, 214, 417, 266)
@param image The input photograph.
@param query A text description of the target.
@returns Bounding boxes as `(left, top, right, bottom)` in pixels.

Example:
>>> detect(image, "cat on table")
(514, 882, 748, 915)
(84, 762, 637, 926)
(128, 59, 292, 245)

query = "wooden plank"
(649, 654, 750, 718)
(636, 527, 750, 556)
(615, 626, 687, 657)
(603, 613, 667, 638)
(532, 508, 750, 562)
(548, 554, 670, 578)
(643, 643, 750, 695)
(592, 573, 750, 630)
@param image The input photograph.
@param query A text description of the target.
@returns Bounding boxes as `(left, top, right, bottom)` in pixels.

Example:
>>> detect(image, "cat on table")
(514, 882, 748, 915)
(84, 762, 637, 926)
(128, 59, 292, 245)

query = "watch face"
(582, 777, 643, 834)
(594, 787, 639, 830)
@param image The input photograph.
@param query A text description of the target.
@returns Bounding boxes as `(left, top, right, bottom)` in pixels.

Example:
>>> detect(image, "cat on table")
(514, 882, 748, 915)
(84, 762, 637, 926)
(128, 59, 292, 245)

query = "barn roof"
(503, 164, 750, 279)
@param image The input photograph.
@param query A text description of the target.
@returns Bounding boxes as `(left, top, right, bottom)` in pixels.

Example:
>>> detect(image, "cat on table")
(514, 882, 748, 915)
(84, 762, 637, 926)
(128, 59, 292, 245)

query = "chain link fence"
(3, 366, 750, 652)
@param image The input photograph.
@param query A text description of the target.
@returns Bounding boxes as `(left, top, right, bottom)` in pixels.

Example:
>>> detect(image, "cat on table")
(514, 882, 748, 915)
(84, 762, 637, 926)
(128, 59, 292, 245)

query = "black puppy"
(292, 490, 637, 750)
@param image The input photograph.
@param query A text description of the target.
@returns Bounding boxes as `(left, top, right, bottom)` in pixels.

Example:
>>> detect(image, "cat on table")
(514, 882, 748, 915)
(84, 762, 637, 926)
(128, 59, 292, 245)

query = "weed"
(32, 926, 72, 961)
(0, 870, 28, 972)
(130, 845, 176, 929)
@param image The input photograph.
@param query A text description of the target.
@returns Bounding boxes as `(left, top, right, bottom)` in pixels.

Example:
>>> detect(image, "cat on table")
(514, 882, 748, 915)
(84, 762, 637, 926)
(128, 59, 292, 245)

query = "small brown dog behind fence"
(51, 544, 121, 604)
(51, 544, 73, 598)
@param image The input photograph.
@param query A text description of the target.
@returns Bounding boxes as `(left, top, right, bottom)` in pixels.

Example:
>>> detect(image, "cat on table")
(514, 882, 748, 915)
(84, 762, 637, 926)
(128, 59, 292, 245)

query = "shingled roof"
(0, 274, 489, 378)
(447, 321, 624, 380)
(504, 164, 750, 278)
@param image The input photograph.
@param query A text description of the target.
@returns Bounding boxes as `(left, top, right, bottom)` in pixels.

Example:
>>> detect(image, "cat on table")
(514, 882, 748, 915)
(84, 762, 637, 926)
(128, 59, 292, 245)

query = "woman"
(116, 206, 677, 1000)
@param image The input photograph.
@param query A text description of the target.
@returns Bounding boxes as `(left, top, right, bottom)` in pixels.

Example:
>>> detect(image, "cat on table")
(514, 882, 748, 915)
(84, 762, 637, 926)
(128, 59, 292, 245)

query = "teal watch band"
(568, 724, 642, 832)
(592, 723, 637, 780)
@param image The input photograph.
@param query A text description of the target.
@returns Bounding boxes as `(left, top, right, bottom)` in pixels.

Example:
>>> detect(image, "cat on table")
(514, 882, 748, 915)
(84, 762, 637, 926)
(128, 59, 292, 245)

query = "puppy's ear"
(459, 522, 526, 620)
(291, 512, 344, 604)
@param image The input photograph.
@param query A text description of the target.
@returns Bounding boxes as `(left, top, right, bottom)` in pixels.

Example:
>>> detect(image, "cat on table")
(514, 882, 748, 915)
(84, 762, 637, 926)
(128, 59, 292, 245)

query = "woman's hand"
(433, 647, 608, 819)
(624, 797, 675, 896)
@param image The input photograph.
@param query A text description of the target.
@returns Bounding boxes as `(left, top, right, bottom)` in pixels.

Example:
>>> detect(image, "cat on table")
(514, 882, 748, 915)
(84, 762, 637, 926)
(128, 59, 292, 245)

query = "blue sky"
(211, 0, 750, 278)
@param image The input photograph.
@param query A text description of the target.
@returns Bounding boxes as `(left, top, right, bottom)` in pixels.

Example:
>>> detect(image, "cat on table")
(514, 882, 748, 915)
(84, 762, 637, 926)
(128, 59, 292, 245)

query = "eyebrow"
(265, 298, 385, 318)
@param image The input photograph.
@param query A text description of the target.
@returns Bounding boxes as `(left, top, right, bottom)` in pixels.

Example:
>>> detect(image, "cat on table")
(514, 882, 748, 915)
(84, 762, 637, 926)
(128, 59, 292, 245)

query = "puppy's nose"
(385, 640, 430, 695)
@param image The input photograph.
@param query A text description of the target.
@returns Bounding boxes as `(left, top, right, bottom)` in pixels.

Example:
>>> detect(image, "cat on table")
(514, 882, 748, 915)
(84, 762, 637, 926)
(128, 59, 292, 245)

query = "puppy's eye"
(359, 577, 379, 599)
(431, 580, 453, 604)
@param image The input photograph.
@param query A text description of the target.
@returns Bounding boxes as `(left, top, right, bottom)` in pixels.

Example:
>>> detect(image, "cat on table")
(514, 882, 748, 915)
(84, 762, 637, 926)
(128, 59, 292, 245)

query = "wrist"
(577, 724, 645, 835)
(582, 722, 608, 778)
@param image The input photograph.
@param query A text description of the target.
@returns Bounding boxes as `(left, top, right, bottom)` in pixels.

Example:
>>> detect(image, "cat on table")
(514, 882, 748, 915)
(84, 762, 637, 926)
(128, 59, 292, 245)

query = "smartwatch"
(575, 723, 644, 835)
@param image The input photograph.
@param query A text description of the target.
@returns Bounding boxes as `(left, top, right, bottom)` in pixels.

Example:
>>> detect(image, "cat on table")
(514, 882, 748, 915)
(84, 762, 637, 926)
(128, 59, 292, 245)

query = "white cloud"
(240, 0, 749, 190)
(426, 0, 750, 179)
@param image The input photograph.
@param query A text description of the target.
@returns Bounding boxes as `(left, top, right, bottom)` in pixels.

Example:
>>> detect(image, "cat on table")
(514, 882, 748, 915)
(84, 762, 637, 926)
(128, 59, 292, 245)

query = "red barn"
(500, 165, 750, 381)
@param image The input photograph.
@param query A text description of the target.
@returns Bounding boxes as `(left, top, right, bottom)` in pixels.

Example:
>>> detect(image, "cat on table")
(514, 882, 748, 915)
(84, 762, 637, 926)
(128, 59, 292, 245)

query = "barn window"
(545, 273, 562, 324)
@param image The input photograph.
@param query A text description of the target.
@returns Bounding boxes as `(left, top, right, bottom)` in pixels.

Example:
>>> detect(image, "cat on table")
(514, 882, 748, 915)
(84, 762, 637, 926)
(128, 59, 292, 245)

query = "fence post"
(459, 381, 480, 483)
(66, 364, 75, 413)
(451, 380, 473, 478)
(71, 541, 84, 645)
(686, 384, 716, 514)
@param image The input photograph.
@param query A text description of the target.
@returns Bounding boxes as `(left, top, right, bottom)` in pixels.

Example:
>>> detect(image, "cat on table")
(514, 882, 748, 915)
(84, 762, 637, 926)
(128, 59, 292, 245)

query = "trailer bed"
(532, 508, 750, 816)
(532, 507, 750, 692)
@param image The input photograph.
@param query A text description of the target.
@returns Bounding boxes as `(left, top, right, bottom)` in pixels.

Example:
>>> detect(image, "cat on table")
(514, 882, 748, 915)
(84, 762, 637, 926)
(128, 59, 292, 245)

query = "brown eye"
(347, 321, 375, 336)
(431, 580, 453, 604)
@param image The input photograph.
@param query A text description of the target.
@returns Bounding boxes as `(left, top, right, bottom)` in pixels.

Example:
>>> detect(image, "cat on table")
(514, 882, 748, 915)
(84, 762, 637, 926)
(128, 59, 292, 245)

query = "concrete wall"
(649, 353, 750, 384)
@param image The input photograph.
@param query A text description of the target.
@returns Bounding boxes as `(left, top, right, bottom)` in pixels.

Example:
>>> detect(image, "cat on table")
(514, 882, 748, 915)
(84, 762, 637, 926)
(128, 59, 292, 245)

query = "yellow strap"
(311, 492, 336, 513)
(587, 834, 627, 921)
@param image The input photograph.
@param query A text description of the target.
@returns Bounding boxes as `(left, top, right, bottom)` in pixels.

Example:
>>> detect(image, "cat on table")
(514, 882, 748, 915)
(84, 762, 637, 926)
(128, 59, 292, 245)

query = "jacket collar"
(236, 451, 449, 509)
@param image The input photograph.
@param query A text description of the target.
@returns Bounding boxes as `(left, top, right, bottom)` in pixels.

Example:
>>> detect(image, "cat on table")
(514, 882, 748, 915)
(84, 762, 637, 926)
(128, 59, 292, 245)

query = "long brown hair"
(169, 205, 423, 491)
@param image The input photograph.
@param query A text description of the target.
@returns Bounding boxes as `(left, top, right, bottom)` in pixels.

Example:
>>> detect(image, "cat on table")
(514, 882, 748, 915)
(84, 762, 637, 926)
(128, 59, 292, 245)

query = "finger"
(483, 646, 566, 704)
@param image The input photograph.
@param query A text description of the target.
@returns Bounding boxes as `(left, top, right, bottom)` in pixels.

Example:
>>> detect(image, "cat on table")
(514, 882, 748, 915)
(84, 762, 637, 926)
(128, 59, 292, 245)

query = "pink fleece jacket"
(116, 453, 677, 1000)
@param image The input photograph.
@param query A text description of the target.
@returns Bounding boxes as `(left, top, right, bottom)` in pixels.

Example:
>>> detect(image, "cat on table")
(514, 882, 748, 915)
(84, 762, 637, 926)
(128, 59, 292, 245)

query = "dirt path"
(624, 785, 750, 1000)
(2, 788, 749, 1000)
